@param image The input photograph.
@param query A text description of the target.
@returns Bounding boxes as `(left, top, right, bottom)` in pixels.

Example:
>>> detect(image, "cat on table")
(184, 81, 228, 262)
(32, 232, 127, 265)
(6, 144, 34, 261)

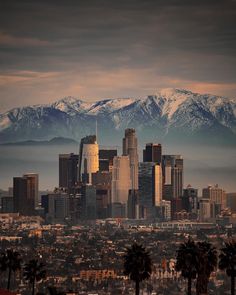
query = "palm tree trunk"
(135, 280, 140, 295)
(7, 267, 12, 290)
(231, 275, 235, 295)
(196, 274, 209, 295)
(32, 279, 35, 295)
(187, 277, 192, 295)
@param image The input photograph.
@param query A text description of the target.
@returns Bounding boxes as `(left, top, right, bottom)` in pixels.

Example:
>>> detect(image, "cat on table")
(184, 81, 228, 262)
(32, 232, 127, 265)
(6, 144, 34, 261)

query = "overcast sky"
(0, 0, 236, 111)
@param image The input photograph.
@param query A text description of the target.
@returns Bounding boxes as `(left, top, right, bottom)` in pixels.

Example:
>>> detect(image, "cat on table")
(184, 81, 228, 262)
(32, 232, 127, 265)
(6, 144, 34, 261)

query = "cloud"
(0, 0, 236, 110)
(0, 32, 51, 47)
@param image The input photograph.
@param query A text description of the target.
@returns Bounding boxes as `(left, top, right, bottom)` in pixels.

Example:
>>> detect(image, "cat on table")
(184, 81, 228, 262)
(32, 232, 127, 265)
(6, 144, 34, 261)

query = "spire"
(95, 119, 98, 143)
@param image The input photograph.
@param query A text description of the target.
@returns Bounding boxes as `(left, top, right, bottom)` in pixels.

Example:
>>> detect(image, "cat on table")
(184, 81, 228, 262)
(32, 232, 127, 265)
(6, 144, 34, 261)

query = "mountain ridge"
(0, 136, 78, 146)
(0, 88, 235, 145)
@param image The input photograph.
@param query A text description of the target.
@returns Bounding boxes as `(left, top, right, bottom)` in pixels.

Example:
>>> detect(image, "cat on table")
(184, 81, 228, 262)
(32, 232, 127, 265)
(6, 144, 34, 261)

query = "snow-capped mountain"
(0, 88, 235, 145)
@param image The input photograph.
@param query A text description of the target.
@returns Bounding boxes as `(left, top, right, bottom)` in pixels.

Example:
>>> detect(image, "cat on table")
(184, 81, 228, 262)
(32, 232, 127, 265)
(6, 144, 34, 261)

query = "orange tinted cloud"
(167, 78, 236, 98)
(0, 32, 50, 47)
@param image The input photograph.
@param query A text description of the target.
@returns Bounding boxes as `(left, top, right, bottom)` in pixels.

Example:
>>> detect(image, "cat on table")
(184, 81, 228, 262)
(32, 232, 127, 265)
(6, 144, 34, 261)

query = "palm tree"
(175, 239, 198, 295)
(219, 240, 236, 295)
(0, 249, 21, 290)
(48, 286, 65, 295)
(24, 259, 46, 295)
(124, 243, 152, 295)
(0, 252, 8, 287)
(196, 241, 217, 295)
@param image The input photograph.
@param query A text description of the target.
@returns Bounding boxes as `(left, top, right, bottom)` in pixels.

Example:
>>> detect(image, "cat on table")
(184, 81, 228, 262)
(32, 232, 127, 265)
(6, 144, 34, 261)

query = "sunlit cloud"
(0, 0, 236, 110)
(0, 32, 51, 47)
(0, 71, 61, 86)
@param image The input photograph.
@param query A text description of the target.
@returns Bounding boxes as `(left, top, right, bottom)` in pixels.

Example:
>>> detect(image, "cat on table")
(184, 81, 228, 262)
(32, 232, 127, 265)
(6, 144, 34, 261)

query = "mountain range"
(0, 88, 235, 146)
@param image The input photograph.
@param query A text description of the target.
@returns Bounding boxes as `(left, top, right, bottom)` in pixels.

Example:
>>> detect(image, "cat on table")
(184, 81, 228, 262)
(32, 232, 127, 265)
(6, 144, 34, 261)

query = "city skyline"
(1, 1, 236, 294)
(0, 133, 235, 192)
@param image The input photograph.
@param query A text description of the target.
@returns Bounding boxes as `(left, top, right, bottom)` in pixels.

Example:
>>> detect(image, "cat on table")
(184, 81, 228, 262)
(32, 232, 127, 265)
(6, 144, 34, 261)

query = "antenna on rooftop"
(95, 119, 98, 142)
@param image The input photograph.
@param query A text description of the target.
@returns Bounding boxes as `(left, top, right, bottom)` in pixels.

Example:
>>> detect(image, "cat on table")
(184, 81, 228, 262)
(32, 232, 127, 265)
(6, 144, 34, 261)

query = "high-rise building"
(122, 129, 139, 190)
(1, 196, 13, 213)
(99, 149, 117, 172)
(96, 186, 111, 219)
(59, 154, 79, 189)
(162, 155, 183, 200)
(92, 171, 112, 219)
(143, 143, 162, 164)
(182, 185, 198, 214)
(138, 162, 155, 216)
(227, 193, 236, 213)
(111, 156, 131, 217)
(13, 175, 36, 215)
(138, 162, 162, 218)
(81, 184, 97, 220)
(160, 200, 171, 221)
(202, 184, 226, 209)
(47, 193, 69, 223)
(153, 164, 162, 206)
(78, 135, 99, 184)
(23, 173, 39, 207)
(127, 190, 139, 219)
(199, 198, 211, 222)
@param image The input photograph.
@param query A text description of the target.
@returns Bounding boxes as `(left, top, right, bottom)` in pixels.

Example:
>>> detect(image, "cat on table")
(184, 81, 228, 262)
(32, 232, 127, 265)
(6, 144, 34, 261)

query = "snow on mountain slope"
(0, 115, 12, 131)
(52, 96, 91, 115)
(87, 98, 137, 115)
(0, 89, 235, 143)
(157, 88, 192, 118)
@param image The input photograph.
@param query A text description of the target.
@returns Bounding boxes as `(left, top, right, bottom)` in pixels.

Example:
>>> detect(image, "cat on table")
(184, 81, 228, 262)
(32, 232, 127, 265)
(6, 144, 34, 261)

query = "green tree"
(196, 241, 217, 295)
(219, 240, 236, 295)
(24, 259, 46, 295)
(124, 243, 152, 295)
(175, 239, 198, 295)
(0, 249, 21, 290)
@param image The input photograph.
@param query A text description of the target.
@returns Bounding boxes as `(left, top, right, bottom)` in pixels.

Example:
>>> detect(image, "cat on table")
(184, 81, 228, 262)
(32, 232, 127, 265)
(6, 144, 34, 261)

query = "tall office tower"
(227, 193, 236, 213)
(127, 190, 139, 219)
(13, 176, 35, 215)
(111, 156, 131, 217)
(47, 193, 69, 223)
(99, 149, 117, 172)
(1, 196, 13, 213)
(199, 199, 211, 222)
(153, 164, 162, 206)
(138, 162, 162, 218)
(81, 184, 97, 220)
(78, 135, 99, 184)
(182, 185, 198, 214)
(202, 184, 226, 209)
(162, 155, 183, 200)
(122, 129, 139, 190)
(138, 162, 155, 217)
(68, 195, 83, 223)
(92, 171, 112, 219)
(143, 143, 162, 164)
(23, 173, 39, 207)
(59, 153, 79, 189)
(160, 200, 171, 221)
(96, 186, 111, 219)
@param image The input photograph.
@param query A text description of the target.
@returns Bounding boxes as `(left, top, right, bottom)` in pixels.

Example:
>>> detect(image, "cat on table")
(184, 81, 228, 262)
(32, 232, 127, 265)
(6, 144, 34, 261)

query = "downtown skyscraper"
(122, 128, 139, 190)
(162, 155, 183, 200)
(111, 156, 131, 218)
(59, 153, 79, 190)
(78, 135, 99, 184)
(13, 173, 39, 215)
(143, 143, 162, 165)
